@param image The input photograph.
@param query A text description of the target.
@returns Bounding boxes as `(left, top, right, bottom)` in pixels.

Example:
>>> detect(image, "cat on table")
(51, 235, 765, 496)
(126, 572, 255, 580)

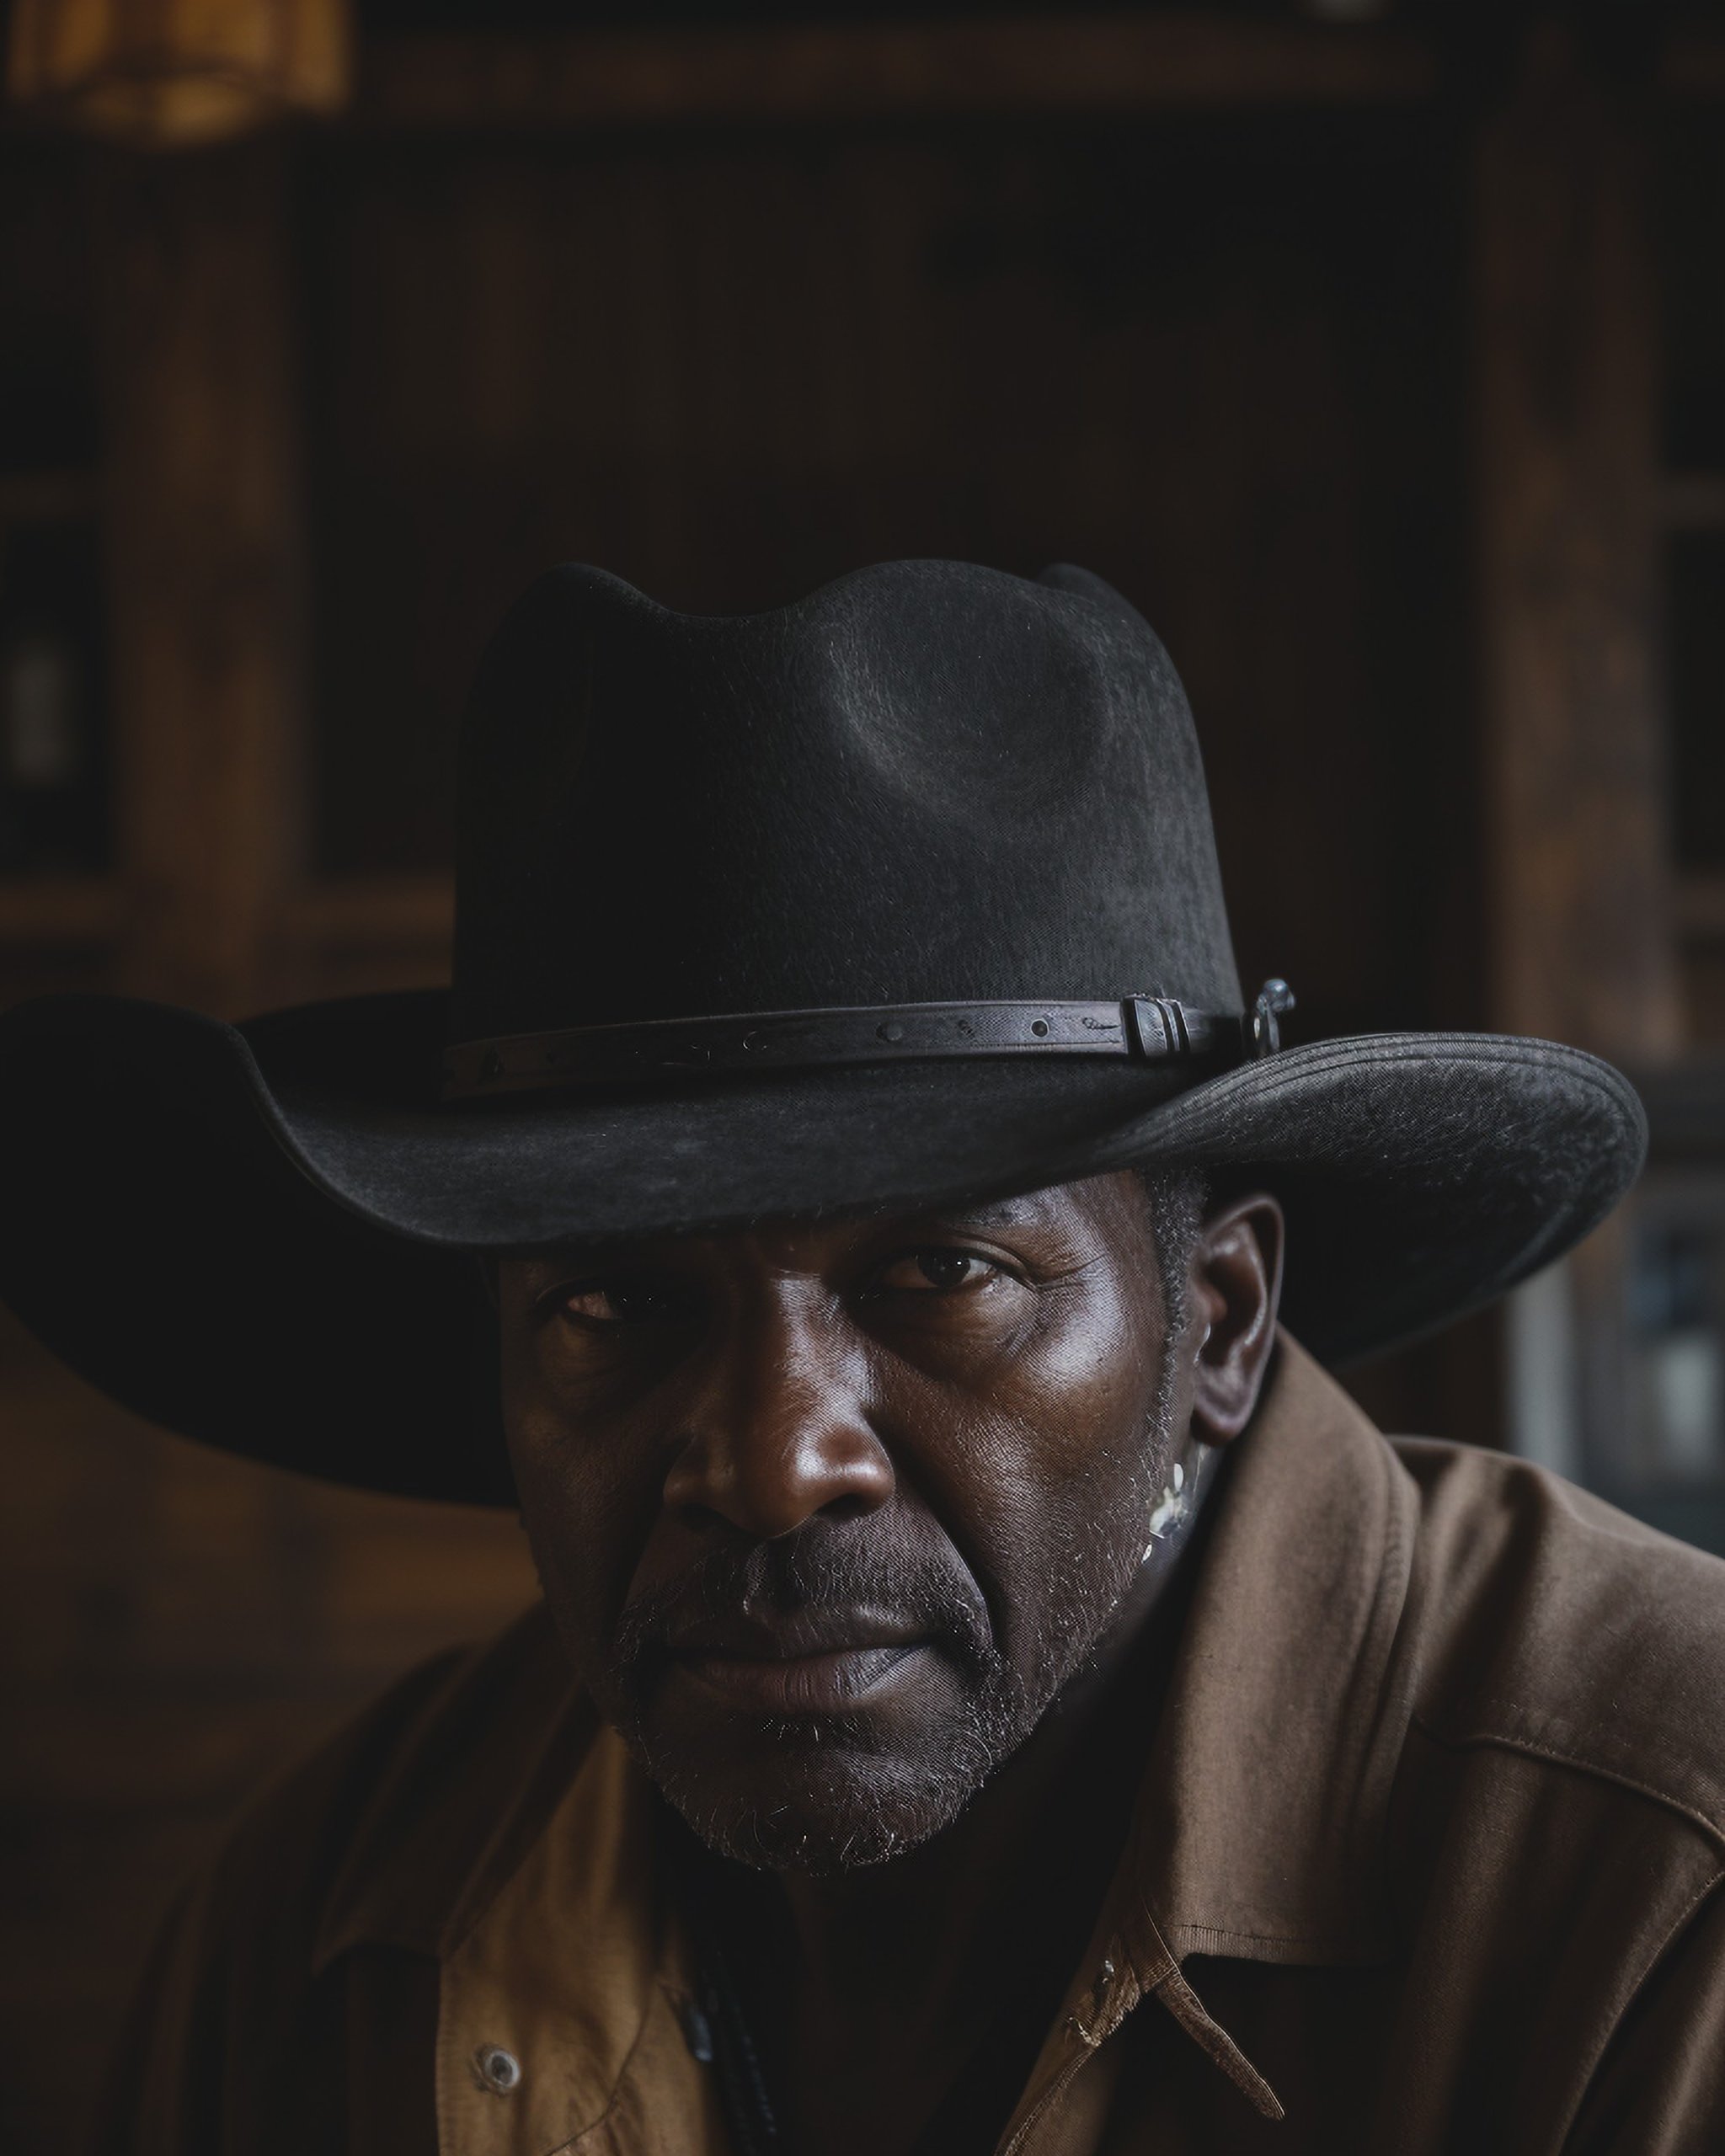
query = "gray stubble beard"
(626, 1321, 1191, 1876)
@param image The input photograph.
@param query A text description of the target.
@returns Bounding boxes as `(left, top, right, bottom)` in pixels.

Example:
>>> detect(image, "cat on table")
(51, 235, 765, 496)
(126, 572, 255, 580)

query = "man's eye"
(873, 1249, 1000, 1294)
(558, 1281, 689, 1326)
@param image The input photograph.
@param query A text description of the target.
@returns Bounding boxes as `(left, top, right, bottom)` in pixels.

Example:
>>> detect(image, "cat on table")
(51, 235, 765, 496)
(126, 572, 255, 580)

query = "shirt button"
(473, 2044, 522, 2095)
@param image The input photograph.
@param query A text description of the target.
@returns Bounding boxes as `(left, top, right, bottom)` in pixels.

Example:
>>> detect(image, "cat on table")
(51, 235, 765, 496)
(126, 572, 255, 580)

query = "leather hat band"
(441, 981, 1294, 1102)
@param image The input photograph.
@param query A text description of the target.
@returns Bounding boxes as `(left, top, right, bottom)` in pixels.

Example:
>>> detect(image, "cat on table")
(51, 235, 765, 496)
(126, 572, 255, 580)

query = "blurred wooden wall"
(1, 13, 1719, 2151)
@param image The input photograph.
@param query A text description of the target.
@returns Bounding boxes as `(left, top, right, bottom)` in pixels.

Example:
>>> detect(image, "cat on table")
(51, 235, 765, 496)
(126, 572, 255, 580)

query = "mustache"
(610, 1521, 998, 1682)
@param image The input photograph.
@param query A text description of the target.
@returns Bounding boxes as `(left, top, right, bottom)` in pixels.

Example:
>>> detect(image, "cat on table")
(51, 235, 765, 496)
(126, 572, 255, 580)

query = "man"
(1, 560, 1717, 2155)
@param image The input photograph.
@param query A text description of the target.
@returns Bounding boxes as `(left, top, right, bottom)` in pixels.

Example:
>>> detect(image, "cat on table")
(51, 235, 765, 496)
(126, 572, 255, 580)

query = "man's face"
(498, 1170, 1198, 1872)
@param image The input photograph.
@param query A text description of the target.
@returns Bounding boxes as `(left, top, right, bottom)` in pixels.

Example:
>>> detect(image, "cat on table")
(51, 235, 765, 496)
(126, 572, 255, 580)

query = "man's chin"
(645, 1743, 988, 1873)
(590, 1636, 1033, 1870)
(621, 1674, 1021, 1872)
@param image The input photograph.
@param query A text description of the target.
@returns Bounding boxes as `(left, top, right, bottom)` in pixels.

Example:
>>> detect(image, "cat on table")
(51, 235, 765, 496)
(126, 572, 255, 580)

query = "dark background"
(3, 3, 1724, 2148)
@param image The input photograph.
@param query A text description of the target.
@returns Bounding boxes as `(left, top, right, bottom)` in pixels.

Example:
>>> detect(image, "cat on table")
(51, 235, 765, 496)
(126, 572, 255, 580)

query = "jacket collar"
(1125, 1331, 1418, 1969)
(312, 1333, 1419, 2130)
(996, 1334, 1419, 2138)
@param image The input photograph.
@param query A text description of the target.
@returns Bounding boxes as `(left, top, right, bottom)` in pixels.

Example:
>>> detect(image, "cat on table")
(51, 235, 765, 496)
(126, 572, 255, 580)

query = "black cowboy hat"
(0, 561, 1643, 1504)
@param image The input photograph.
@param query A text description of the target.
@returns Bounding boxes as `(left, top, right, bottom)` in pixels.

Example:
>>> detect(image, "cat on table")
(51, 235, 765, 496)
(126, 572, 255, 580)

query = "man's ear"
(1186, 1193, 1284, 1446)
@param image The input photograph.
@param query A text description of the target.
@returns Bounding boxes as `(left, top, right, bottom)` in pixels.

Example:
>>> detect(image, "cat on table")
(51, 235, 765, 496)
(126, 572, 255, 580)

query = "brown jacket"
(95, 1338, 1725, 2154)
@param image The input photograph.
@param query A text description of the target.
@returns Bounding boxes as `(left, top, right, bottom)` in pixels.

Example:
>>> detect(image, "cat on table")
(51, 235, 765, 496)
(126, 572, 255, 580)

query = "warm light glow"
(6, 0, 353, 147)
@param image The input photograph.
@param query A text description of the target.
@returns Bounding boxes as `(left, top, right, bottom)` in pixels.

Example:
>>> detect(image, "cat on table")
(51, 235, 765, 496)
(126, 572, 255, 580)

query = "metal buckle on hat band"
(1247, 979, 1297, 1059)
(439, 984, 1292, 1102)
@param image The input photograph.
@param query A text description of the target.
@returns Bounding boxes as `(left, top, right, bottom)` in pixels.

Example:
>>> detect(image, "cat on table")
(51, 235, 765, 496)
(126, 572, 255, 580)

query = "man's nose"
(661, 1288, 894, 1539)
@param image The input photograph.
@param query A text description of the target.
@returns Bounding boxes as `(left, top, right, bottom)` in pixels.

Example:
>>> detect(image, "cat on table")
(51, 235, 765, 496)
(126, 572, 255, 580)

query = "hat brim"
(0, 990, 1645, 1503)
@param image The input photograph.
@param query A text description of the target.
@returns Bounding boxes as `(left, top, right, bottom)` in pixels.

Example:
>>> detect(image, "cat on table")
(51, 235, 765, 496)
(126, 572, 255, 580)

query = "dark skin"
(499, 1170, 1283, 2156)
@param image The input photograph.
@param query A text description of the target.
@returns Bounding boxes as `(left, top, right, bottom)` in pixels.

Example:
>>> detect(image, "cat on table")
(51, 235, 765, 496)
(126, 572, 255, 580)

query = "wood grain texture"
(93, 141, 310, 1016)
(1661, 28, 1725, 99)
(0, 1306, 535, 2154)
(1474, 24, 1681, 1061)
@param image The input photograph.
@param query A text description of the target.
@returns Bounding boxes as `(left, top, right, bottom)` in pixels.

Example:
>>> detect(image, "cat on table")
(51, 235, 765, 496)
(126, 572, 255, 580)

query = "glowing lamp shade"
(7, 0, 353, 147)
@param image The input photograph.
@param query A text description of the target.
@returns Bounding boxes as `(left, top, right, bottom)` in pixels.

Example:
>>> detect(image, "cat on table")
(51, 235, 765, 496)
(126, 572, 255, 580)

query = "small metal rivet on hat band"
(440, 983, 1293, 1102)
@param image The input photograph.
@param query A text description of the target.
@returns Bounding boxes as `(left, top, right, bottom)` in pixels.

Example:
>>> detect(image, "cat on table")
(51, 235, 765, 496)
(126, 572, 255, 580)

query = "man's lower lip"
(673, 1643, 927, 1713)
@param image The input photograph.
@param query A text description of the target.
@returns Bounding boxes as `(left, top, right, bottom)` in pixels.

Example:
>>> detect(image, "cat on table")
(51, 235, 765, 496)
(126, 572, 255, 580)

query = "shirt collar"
(313, 1330, 1419, 2132)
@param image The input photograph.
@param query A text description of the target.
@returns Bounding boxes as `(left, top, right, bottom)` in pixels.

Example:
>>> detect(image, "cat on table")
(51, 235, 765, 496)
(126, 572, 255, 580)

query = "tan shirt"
(95, 1338, 1725, 2154)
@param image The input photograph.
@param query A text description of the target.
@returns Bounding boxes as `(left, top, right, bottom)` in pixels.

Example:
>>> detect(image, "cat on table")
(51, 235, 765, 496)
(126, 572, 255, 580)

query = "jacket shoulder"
(90, 1601, 586, 2155)
(198, 1600, 590, 1956)
(1391, 1436, 1725, 1850)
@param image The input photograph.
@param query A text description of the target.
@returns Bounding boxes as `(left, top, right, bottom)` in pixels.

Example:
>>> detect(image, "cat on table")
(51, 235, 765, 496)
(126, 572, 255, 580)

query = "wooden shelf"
(0, 878, 457, 956)
(1677, 873, 1725, 942)
(1663, 29, 1725, 99)
(0, 470, 99, 526)
(275, 876, 453, 950)
(0, 877, 120, 946)
(1660, 473, 1725, 531)
(0, 878, 456, 972)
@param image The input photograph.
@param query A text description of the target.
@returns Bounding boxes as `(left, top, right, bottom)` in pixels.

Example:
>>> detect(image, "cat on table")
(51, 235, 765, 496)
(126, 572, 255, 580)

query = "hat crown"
(450, 560, 1241, 1042)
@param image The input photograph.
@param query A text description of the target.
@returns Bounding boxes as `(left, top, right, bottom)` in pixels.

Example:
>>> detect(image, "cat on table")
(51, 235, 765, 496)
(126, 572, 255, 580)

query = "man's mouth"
(661, 1608, 932, 1715)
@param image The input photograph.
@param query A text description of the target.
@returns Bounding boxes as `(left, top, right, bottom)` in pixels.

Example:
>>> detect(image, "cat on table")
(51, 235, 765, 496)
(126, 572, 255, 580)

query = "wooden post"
(1475, 24, 1678, 1477)
(93, 141, 307, 1015)
(1475, 22, 1680, 1065)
